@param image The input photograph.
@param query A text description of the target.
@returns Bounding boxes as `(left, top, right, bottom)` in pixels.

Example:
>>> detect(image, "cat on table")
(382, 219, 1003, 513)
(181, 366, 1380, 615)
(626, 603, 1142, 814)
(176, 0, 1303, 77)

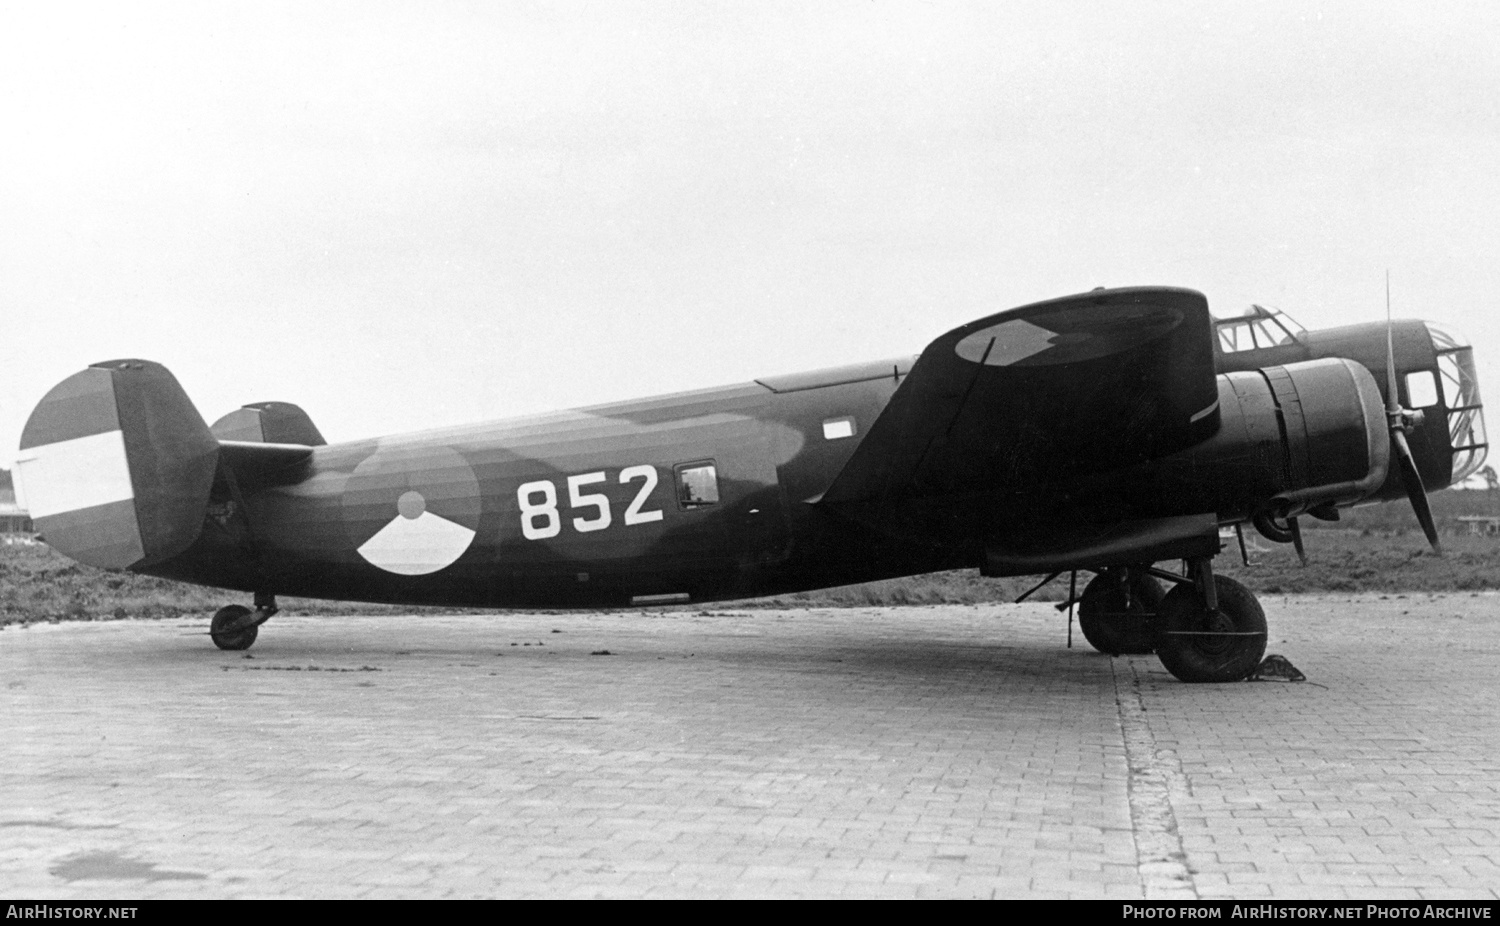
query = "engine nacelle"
(985, 358, 1391, 576)
(1163, 357, 1391, 523)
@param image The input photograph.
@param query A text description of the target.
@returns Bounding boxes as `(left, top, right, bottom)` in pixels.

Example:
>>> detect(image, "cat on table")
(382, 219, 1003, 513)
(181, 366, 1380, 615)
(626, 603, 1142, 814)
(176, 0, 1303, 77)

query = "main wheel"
(210, 604, 258, 651)
(1078, 567, 1165, 655)
(1153, 575, 1266, 683)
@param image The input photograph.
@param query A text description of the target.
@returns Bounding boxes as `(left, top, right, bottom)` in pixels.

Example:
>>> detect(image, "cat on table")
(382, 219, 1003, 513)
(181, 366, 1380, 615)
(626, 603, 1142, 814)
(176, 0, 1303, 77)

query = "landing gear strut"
(1152, 558, 1266, 683)
(210, 592, 278, 651)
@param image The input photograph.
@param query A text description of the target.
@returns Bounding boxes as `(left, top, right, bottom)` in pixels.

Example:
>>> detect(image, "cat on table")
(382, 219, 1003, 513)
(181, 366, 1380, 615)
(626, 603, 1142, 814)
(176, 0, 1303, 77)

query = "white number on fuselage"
(517, 480, 562, 540)
(620, 464, 664, 526)
(567, 472, 611, 533)
(518, 466, 663, 541)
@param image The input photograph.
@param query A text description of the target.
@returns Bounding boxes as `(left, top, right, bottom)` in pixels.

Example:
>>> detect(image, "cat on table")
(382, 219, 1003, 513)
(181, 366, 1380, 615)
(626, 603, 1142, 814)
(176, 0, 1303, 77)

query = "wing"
(820, 286, 1220, 505)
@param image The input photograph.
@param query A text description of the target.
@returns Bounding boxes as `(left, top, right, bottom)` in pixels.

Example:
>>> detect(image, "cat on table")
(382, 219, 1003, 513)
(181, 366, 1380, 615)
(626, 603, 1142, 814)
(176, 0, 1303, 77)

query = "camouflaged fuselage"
(149, 361, 972, 608)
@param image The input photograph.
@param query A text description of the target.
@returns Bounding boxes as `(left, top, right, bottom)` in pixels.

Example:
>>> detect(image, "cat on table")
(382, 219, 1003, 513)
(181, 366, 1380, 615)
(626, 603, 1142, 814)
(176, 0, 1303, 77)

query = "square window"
(1405, 370, 1440, 408)
(676, 463, 719, 507)
(822, 417, 855, 440)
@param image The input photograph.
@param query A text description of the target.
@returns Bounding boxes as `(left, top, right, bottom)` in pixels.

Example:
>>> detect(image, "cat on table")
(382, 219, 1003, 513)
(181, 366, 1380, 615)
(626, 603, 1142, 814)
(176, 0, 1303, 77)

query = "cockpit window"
(1269, 307, 1307, 339)
(1214, 305, 1305, 354)
(1218, 322, 1255, 353)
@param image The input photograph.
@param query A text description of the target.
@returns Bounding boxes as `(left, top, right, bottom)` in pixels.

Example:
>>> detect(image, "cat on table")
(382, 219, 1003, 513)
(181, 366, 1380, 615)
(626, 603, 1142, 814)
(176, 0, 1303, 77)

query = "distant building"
(1456, 515, 1500, 537)
(0, 501, 32, 534)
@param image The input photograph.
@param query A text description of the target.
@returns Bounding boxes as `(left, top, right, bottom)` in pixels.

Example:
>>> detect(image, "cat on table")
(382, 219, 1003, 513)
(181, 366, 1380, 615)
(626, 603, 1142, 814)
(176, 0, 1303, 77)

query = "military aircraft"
(12, 287, 1488, 683)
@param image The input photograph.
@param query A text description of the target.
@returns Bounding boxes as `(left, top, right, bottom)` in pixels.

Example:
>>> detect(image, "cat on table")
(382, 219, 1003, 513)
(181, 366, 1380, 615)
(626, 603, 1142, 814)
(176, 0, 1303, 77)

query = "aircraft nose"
(1424, 320, 1489, 486)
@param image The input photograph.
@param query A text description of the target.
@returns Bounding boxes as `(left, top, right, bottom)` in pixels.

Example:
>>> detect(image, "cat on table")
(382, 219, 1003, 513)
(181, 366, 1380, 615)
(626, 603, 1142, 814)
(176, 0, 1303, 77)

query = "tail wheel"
(210, 605, 258, 651)
(1153, 575, 1266, 683)
(1077, 566, 1165, 655)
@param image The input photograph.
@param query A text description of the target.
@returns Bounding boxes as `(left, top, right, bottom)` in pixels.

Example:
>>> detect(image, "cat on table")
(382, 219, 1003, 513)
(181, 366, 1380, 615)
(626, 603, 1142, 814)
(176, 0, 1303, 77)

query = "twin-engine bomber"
(13, 287, 1487, 682)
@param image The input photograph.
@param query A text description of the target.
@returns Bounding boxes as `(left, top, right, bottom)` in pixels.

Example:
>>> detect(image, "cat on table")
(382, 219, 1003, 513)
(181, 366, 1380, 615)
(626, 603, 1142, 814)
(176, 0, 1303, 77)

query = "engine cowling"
(1166, 357, 1391, 523)
(984, 358, 1391, 577)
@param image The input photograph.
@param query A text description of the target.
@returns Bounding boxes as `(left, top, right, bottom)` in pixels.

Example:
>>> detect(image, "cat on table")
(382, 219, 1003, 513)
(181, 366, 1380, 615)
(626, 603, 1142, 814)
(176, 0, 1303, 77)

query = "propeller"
(1288, 514, 1307, 566)
(1385, 274, 1443, 555)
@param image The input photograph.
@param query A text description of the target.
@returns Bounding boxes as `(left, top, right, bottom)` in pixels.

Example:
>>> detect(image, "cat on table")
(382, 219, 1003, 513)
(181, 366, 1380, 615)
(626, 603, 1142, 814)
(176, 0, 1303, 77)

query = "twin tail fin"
(15, 360, 317, 570)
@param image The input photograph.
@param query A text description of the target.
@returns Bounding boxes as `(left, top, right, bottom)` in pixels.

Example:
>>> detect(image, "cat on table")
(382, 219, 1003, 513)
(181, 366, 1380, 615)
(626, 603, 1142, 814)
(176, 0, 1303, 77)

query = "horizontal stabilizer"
(211, 402, 326, 446)
(16, 360, 217, 569)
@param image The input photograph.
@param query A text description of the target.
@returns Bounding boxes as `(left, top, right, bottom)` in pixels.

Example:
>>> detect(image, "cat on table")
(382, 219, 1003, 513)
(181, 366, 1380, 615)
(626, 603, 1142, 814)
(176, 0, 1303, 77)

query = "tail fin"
(14, 360, 217, 569)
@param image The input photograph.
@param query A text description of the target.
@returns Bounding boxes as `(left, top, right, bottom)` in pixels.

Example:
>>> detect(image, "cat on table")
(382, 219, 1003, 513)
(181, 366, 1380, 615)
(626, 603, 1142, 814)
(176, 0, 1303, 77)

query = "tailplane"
(15, 360, 218, 569)
(211, 402, 326, 446)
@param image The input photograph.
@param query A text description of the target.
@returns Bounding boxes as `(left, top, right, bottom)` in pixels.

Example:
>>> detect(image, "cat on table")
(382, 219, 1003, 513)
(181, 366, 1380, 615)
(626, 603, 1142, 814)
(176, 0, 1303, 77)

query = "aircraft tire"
(1153, 575, 1266, 683)
(1077, 567, 1164, 655)
(210, 605, 259, 651)
(1252, 511, 1295, 544)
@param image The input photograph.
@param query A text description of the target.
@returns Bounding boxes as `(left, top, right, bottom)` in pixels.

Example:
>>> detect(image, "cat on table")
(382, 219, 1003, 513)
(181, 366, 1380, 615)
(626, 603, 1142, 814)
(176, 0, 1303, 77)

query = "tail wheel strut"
(209, 593, 277, 652)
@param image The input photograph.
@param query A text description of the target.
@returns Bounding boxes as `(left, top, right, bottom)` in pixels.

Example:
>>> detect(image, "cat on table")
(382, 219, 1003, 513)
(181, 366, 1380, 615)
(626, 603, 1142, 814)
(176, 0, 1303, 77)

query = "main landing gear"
(1078, 558, 1267, 683)
(1078, 566, 1164, 656)
(210, 592, 278, 651)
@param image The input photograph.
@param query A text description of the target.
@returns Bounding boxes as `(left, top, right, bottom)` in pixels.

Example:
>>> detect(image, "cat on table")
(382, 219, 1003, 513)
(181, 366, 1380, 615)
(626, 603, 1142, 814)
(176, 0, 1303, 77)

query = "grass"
(1214, 529, 1500, 594)
(3, 526, 1497, 627)
(0, 540, 420, 626)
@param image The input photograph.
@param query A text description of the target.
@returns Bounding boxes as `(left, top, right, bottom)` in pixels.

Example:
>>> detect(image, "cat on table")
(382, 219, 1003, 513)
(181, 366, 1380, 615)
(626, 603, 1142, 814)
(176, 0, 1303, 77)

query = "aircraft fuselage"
(157, 359, 965, 608)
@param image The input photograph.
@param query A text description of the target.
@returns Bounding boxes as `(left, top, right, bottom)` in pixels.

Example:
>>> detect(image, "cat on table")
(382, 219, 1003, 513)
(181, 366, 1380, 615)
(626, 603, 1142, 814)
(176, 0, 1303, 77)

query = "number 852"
(516, 465, 663, 541)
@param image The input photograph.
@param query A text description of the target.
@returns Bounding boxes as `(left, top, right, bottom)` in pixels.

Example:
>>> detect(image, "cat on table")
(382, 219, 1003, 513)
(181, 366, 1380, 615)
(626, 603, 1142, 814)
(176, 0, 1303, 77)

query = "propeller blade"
(1385, 272, 1399, 415)
(1391, 428, 1443, 555)
(1289, 516, 1307, 566)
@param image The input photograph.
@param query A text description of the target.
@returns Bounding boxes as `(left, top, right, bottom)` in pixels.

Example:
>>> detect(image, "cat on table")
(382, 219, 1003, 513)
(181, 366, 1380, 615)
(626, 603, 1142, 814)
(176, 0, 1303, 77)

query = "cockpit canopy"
(1214, 305, 1306, 354)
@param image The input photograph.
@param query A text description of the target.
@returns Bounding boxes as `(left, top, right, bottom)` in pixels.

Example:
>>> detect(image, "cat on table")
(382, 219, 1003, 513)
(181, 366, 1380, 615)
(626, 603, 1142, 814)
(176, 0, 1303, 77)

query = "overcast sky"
(3, 1, 1497, 457)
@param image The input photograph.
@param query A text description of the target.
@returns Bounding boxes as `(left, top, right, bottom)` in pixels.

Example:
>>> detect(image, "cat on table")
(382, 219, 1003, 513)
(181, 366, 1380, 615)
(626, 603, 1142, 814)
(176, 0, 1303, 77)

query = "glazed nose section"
(1423, 321, 1488, 486)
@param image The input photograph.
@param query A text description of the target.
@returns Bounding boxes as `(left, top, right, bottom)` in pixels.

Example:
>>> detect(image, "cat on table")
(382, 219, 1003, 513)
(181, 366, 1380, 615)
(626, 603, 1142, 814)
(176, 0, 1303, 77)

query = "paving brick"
(2, 594, 1498, 897)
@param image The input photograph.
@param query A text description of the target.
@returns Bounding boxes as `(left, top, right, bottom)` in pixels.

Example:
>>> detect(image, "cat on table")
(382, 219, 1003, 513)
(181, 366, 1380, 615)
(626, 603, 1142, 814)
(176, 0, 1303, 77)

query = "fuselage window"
(822, 417, 855, 440)
(1405, 370, 1440, 409)
(676, 462, 719, 508)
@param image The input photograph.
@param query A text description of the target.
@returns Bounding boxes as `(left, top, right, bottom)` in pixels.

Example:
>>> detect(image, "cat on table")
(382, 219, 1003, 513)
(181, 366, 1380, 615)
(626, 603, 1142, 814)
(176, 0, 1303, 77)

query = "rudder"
(15, 360, 217, 569)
